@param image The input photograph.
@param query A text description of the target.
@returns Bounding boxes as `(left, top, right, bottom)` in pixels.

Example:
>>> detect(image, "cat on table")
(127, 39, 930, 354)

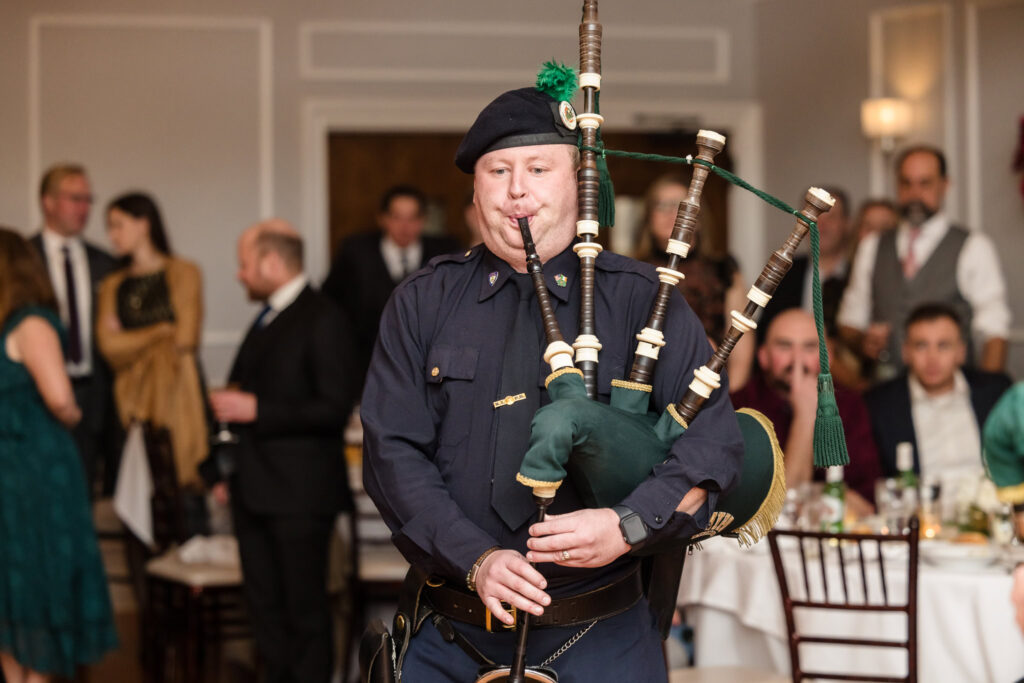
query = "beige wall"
(2, 0, 1020, 378)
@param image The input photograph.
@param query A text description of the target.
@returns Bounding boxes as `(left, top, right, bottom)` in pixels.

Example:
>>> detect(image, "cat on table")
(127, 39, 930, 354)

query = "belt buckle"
(485, 603, 517, 632)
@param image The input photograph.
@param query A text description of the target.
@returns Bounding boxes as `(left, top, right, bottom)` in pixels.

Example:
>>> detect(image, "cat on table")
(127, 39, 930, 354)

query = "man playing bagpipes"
(360, 75, 745, 682)
(360, 2, 853, 678)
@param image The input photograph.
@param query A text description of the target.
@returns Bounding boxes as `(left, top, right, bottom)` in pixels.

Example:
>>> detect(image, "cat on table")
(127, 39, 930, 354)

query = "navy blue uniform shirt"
(362, 242, 743, 595)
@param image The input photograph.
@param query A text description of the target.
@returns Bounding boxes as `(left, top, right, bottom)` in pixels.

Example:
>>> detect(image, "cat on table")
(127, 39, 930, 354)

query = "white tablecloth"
(677, 536, 1024, 683)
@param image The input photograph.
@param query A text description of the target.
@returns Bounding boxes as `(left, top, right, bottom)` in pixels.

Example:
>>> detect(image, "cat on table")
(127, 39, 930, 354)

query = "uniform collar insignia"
(488, 271, 499, 286)
(554, 274, 568, 288)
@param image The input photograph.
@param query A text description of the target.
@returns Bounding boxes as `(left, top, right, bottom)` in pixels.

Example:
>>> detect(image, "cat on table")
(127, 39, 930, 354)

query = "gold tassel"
(733, 408, 787, 547)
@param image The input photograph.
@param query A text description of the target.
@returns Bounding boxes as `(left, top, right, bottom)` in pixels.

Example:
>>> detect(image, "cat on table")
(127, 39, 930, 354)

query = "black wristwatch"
(612, 505, 650, 547)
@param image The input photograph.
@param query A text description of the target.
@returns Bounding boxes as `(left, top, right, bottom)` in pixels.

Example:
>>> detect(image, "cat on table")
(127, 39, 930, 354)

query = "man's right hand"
(788, 360, 818, 419)
(862, 322, 891, 360)
(474, 549, 550, 627)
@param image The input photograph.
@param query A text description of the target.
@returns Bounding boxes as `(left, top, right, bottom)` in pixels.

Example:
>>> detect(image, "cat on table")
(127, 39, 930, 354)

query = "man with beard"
(732, 309, 881, 516)
(837, 146, 1010, 379)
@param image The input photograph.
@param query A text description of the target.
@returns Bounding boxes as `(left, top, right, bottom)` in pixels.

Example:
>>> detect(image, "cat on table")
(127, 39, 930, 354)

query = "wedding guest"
(0, 226, 118, 682)
(29, 163, 117, 498)
(865, 303, 1011, 480)
(209, 220, 357, 682)
(321, 185, 460, 387)
(853, 198, 898, 242)
(731, 308, 881, 516)
(635, 174, 754, 390)
(95, 192, 208, 489)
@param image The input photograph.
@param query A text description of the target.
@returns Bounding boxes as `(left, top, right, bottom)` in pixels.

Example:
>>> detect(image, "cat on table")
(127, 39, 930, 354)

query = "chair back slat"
(837, 541, 849, 604)
(797, 535, 811, 599)
(767, 517, 920, 683)
(877, 539, 889, 604)
(857, 538, 869, 600)
(817, 537, 828, 601)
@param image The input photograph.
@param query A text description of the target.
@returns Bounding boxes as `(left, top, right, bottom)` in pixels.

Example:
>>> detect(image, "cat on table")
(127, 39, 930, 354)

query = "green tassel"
(813, 372, 850, 468)
(807, 206, 848, 467)
(594, 93, 615, 228)
(535, 61, 578, 102)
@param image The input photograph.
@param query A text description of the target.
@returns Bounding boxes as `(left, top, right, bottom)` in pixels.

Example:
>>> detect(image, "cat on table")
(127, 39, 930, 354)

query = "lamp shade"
(860, 98, 912, 139)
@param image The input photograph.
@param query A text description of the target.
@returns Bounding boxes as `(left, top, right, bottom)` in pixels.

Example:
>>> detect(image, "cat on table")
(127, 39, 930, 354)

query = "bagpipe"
(502, 1, 849, 680)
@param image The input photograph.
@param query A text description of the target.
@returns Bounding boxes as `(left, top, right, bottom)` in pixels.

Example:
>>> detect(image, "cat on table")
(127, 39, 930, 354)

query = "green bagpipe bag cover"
(517, 371, 786, 544)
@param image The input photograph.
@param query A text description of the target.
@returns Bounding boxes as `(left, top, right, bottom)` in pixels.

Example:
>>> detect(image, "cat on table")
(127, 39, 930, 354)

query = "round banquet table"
(677, 535, 1024, 683)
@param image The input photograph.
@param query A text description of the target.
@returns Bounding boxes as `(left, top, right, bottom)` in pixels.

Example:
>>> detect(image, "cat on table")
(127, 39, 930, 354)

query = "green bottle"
(821, 466, 845, 533)
(896, 442, 919, 515)
(896, 442, 919, 490)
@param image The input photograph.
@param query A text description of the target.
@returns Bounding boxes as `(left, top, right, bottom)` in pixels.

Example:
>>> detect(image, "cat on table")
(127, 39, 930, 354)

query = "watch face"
(621, 515, 648, 544)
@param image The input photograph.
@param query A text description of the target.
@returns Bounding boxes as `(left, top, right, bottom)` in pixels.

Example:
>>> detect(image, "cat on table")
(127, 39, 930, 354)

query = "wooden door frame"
(302, 96, 765, 284)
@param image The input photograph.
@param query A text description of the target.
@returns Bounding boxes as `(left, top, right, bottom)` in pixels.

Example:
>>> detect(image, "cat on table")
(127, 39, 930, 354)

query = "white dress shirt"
(379, 236, 422, 283)
(909, 370, 983, 481)
(40, 227, 93, 377)
(837, 212, 1011, 341)
(260, 273, 308, 327)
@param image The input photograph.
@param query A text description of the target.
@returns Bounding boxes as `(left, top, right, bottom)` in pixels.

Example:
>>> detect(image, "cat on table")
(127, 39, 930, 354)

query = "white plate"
(919, 540, 998, 570)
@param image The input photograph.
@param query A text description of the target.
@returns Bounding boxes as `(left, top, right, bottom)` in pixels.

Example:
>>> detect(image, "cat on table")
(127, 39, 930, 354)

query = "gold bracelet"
(466, 546, 501, 592)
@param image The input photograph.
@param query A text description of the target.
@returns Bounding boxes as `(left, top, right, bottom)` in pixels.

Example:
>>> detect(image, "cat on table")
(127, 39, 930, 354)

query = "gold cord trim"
(544, 367, 583, 389)
(996, 481, 1024, 505)
(610, 379, 653, 393)
(733, 407, 787, 547)
(666, 403, 689, 429)
(515, 473, 564, 490)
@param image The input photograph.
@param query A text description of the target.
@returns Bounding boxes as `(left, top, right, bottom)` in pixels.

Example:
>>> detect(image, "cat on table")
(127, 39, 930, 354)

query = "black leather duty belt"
(424, 566, 643, 632)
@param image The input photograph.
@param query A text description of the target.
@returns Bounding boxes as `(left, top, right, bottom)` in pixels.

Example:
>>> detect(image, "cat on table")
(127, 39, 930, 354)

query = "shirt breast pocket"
(425, 344, 479, 447)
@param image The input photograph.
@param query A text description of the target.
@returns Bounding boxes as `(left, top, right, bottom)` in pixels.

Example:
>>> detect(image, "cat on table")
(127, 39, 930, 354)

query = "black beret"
(454, 87, 578, 174)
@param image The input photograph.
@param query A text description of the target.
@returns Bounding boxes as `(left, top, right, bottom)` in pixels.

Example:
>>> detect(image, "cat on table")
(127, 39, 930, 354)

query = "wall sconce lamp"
(861, 97, 913, 152)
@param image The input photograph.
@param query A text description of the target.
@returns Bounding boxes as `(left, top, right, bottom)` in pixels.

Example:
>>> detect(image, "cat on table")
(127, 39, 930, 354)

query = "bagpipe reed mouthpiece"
(696, 129, 727, 154)
(806, 187, 836, 212)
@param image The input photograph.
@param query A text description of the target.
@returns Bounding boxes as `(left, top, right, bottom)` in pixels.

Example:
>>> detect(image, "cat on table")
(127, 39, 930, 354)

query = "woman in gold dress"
(96, 192, 208, 490)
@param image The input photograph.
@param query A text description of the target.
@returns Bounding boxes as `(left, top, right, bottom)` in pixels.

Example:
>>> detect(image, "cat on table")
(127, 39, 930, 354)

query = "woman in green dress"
(0, 227, 118, 682)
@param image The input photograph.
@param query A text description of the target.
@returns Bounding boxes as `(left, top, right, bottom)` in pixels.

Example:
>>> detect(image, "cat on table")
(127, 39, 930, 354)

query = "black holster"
(359, 619, 396, 683)
(359, 567, 432, 683)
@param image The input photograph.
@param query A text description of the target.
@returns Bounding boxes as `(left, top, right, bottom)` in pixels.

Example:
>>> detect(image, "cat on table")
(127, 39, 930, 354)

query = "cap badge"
(558, 101, 577, 130)
(488, 271, 499, 286)
(554, 274, 568, 288)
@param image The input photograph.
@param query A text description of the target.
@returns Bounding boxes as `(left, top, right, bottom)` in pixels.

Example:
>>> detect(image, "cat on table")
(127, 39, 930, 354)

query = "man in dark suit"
(209, 219, 357, 683)
(865, 302, 1012, 479)
(30, 163, 117, 498)
(321, 185, 460, 384)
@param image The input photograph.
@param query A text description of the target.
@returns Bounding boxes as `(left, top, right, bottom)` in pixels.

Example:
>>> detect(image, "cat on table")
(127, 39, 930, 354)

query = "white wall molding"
(964, 0, 1024, 234)
(299, 20, 729, 86)
(27, 13, 274, 226)
(866, 3, 956, 215)
(301, 97, 764, 284)
(27, 13, 274, 350)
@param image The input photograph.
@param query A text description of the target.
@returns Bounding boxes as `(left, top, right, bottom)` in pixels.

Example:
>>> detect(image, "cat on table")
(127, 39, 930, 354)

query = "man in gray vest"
(837, 145, 1010, 380)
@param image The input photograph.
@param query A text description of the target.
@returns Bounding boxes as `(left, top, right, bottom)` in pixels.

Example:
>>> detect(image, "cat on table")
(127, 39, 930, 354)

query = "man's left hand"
(526, 508, 629, 568)
(210, 389, 257, 423)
